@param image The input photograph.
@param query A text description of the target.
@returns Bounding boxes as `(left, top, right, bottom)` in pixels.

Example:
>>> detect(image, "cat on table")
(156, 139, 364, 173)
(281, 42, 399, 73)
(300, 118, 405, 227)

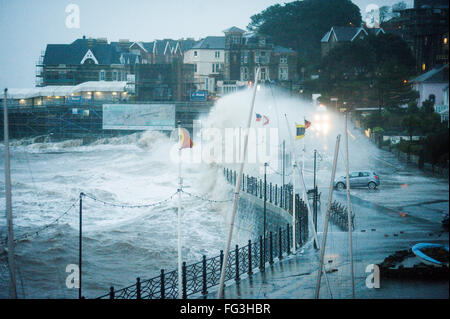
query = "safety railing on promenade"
(96, 168, 309, 299)
(329, 201, 355, 231)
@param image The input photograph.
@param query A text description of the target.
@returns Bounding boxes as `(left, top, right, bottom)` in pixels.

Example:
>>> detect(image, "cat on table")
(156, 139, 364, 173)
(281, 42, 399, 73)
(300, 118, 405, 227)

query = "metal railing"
(97, 168, 309, 299)
(330, 201, 355, 231)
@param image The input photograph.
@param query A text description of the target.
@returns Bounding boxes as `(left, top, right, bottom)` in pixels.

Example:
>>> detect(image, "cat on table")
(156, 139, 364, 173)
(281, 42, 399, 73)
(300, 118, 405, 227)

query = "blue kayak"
(412, 243, 449, 267)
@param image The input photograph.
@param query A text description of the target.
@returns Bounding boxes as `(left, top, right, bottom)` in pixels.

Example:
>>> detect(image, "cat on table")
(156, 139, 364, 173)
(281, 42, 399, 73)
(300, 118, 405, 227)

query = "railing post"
(136, 277, 141, 299)
(182, 262, 187, 299)
(235, 245, 239, 282)
(269, 232, 274, 265)
(220, 250, 224, 269)
(160, 269, 165, 299)
(280, 186, 283, 208)
(287, 224, 291, 255)
(109, 286, 115, 299)
(260, 179, 263, 199)
(279, 228, 283, 260)
(269, 182, 272, 203)
(259, 236, 264, 272)
(202, 255, 207, 296)
(275, 185, 278, 205)
(248, 240, 252, 276)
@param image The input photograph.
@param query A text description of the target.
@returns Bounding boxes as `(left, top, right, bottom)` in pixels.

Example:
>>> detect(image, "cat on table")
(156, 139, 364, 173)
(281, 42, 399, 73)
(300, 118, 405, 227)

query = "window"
(232, 36, 240, 44)
(99, 70, 105, 81)
(194, 51, 198, 57)
(280, 56, 287, 64)
(279, 67, 288, 81)
(205, 78, 209, 91)
(112, 70, 118, 81)
(215, 51, 220, 58)
(349, 172, 359, 178)
(212, 63, 215, 73)
(260, 67, 267, 80)
(241, 51, 248, 64)
(241, 67, 248, 81)
(259, 38, 266, 46)
(194, 63, 197, 73)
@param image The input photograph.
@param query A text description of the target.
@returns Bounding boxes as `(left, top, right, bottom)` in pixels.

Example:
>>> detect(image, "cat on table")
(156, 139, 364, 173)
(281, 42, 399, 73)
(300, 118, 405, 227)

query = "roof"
(412, 64, 449, 84)
(321, 26, 368, 43)
(223, 26, 245, 33)
(6, 81, 128, 99)
(44, 38, 120, 65)
(274, 45, 296, 54)
(192, 36, 225, 49)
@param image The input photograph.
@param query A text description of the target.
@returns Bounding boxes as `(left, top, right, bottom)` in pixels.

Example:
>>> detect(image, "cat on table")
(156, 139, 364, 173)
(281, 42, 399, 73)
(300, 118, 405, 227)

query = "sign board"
(102, 104, 175, 131)
(190, 90, 207, 102)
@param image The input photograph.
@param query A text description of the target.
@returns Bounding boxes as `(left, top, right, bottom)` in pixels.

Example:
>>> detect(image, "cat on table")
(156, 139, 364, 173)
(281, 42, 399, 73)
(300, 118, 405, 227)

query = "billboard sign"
(103, 104, 175, 131)
(190, 90, 207, 101)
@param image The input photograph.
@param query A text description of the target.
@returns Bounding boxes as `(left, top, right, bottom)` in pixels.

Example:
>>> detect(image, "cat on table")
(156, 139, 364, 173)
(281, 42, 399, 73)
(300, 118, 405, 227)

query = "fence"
(329, 201, 354, 231)
(97, 168, 309, 299)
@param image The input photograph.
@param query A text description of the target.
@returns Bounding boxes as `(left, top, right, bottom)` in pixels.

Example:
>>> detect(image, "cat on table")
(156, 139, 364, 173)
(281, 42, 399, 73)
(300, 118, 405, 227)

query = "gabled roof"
(366, 27, 385, 36)
(321, 26, 368, 43)
(192, 36, 225, 49)
(223, 26, 245, 33)
(43, 38, 121, 65)
(412, 64, 449, 84)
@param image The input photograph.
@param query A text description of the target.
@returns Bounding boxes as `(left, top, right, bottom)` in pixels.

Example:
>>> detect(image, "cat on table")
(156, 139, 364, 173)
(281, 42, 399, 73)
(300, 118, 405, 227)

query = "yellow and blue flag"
(296, 124, 305, 140)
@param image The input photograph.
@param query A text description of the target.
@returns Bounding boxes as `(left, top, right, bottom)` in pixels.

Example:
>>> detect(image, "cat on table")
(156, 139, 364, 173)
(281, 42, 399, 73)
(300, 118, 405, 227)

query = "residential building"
(320, 26, 386, 57)
(183, 36, 225, 93)
(411, 64, 449, 106)
(222, 26, 298, 88)
(37, 36, 196, 101)
(434, 84, 449, 124)
(394, 0, 449, 73)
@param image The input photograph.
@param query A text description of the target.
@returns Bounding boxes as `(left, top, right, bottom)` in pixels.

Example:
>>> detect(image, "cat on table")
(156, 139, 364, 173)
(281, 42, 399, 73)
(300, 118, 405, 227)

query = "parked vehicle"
(334, 171, 380, 190)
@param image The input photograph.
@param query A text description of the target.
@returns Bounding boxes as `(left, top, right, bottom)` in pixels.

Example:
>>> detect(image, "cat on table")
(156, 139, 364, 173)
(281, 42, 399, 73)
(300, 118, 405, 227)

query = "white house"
(183, 36, 225, 93)
(411, 64, 449, 107)
(434, 84, 449, 124)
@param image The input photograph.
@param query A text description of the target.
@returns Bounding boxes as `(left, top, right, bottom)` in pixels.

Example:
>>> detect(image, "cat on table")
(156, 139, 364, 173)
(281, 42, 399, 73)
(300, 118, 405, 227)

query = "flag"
(256, 113, 262, 122)
(296, 124, 305, 140)
(180, 128, 194, 148)
(263, 115, 269, 126)
(305, 119, 311, 129)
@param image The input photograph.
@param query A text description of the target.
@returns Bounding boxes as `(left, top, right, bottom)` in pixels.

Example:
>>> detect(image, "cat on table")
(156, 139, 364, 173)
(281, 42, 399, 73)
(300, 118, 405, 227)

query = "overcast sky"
(0, 0, 410, 89)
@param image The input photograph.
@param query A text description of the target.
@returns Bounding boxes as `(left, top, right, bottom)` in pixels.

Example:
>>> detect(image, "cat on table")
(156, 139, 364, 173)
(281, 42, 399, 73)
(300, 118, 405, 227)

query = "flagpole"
(218, 67, 261, 299)
(292, 162, 297, 254)
(284, 114, 332, 297)
(177, 121, 183, 299)
(4, 88, 17, 299)
(315, 134, 341, 299)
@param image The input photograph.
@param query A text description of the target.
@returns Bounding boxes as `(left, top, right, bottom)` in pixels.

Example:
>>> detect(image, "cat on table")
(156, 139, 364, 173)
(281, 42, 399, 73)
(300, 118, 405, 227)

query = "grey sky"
(0, 0, 410, 89)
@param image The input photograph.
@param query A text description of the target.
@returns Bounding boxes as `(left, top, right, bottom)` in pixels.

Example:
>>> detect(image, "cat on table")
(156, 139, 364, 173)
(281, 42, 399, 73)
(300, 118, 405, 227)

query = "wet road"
(204, 127, 449, 299)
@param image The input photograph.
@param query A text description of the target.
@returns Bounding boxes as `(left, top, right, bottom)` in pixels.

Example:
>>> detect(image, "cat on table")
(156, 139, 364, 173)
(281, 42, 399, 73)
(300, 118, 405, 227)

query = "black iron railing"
(330, 201, 355, 231)
(97, 168, 309, 299)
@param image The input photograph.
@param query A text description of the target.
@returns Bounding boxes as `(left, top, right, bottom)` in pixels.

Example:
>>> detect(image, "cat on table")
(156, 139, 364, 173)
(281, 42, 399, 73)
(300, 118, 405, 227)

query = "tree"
(315, 33, 418, 113)
(379, 6, 392, 23)
(248, 0, 362, 66)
